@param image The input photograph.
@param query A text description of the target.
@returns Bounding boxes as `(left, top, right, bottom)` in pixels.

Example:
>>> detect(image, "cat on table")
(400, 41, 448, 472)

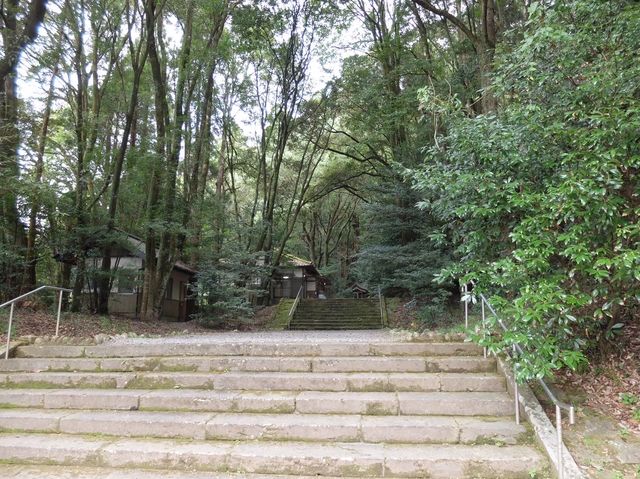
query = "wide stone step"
(295, 310, 380, 313)
(0, 409, 527, 444)
(295, 391, 514, 416)
(289, 321, 382, 326)
(0, 370, 503, 392)
(0, 465, 386, 479)
(0, 389, 514, 415)
(14, 341, 482, 358)
(289, 325, 382, 331)
(292, 321, 381, 324)
(292, 318, 381, 322)
(292, 316, 379, 320)
(0, 433, 547, 478)
(299, 299, 378, 305)
(293, 312, 379, 316)
(0, 355, 494, 374)
(296, 309, 379, 313)
(294, 316, 379, 318)
(0, 356, 496, 376)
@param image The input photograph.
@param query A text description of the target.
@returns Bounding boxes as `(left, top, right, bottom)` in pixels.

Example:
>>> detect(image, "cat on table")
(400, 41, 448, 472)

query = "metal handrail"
(1, 286, 73, 359)
(462, 282, 575, 479)
(377, 286, 385, 327)
(287, 286, 304, 329)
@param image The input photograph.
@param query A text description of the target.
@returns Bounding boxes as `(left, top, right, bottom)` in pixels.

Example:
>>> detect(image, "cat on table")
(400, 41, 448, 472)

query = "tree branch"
(0, 0, 48, 84)
(412, 0, 477, 45)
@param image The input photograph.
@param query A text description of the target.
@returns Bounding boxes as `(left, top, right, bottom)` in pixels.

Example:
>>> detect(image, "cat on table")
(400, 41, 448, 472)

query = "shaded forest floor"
(0, 305, 283, 344)
(554, 320, 640, 435)
(547, 321, 640, 478)
(0, 309, 210, 342)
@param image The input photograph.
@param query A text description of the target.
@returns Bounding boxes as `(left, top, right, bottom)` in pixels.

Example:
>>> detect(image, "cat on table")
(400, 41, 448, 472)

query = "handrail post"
(55, 290, 64, 337)
(569, 406, 575, 425)
(378, 286, 384, 327)
(5, 303, 15, 360)
(513, 345, 520, 425)
(1, 286, 73, 356)
(481, 299, 487, 358)
(556, 404, 564, 479)
(468, 285, 574, 479)
(463, 283, 468, 329)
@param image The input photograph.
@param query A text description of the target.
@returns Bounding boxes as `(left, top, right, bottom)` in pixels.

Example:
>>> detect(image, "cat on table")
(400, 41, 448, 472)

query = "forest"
(1, 0, 638, 380)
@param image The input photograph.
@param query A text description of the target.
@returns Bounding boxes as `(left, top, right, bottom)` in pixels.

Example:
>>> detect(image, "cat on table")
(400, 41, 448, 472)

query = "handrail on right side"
(287, 286, 304, 330)
(1, 285, 73, 359)
(462, 282, 575, 479)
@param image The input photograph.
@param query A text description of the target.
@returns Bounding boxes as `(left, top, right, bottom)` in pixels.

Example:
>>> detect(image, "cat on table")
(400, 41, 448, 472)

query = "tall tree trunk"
(413, 0, 499, 113)
(23, 63, 59, 291)
(180, 6, 228, 260)
(96, 27, 149, 314)
(141, 0, 194, 321)
(0, 0, 47, 298)
(70, 0, 88, 312)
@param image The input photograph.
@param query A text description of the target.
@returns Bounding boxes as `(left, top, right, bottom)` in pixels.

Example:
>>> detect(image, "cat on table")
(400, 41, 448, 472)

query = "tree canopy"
(1, 0, 638, 380)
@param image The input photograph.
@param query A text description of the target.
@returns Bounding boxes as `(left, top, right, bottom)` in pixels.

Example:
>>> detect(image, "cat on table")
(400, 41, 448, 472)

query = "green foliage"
(415, 290, 457, 329)
(354, 181, 453, 298)
(620, 393, 638, 407)
(413, 0, 640, 381)
(194, 247, 268, 328)
(0, 244, 26, 298)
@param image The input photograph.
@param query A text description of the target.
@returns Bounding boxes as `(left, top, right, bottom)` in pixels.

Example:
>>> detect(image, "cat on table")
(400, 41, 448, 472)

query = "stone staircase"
(0, 332, 548, 478)
(289, 298, 383, 329)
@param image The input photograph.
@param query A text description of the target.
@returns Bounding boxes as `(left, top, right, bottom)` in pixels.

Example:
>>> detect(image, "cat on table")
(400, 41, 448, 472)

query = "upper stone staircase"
(0, 331, 547, 478)
(289, 298, 383, 330)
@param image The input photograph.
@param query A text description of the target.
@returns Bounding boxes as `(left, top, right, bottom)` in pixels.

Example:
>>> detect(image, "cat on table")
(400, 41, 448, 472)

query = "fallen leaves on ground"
(0, 308, 211, 342)
(557, 320, 640, 435)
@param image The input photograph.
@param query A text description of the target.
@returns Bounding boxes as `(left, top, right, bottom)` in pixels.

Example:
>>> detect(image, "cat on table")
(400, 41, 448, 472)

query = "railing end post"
(463, 283, 468, 329)
(569, 406, 575, 425)
(5, 302, 15, 360)
(55, 289, 64, 337)
(556, 404, 564, 479)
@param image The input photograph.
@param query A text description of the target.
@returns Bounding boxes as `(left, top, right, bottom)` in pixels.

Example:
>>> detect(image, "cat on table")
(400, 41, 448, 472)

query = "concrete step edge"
(0, 465, 397, 479)
(0, 408, 528, 444)
(14, 342, 482, 358)
(0, 433, 549, 478)
(0, 370, 504, 392)
(0, 389, 515, 416)
(0, 355, 494, 373)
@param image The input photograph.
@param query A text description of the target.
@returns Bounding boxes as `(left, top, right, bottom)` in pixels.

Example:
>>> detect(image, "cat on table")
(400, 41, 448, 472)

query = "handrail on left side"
(377, 286, 386, 327)
(287, 286, 304, 330)
(1, 286, 73, 359)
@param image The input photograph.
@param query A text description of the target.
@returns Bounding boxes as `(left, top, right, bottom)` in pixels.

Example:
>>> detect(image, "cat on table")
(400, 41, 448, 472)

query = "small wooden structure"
(85, 232, 197, 321)
(351, 283, 370, 298)
(271, 254, 327, 302)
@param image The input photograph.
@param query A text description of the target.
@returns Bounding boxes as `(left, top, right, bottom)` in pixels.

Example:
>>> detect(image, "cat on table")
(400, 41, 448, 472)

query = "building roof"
(281, 254, 320, 276)
(174, 260, 197, 275)
(283, 254, 313, 267)
(351, 283, 370, 294)
(118, 230, 197, 275)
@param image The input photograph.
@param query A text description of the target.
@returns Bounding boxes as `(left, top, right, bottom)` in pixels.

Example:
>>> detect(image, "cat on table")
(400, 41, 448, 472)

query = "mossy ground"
(267, 299, 295, 330)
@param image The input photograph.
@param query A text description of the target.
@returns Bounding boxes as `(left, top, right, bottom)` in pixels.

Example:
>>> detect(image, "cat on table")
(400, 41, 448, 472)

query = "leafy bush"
(195, 250, 268, 328)
(413, 0, 640, 381)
